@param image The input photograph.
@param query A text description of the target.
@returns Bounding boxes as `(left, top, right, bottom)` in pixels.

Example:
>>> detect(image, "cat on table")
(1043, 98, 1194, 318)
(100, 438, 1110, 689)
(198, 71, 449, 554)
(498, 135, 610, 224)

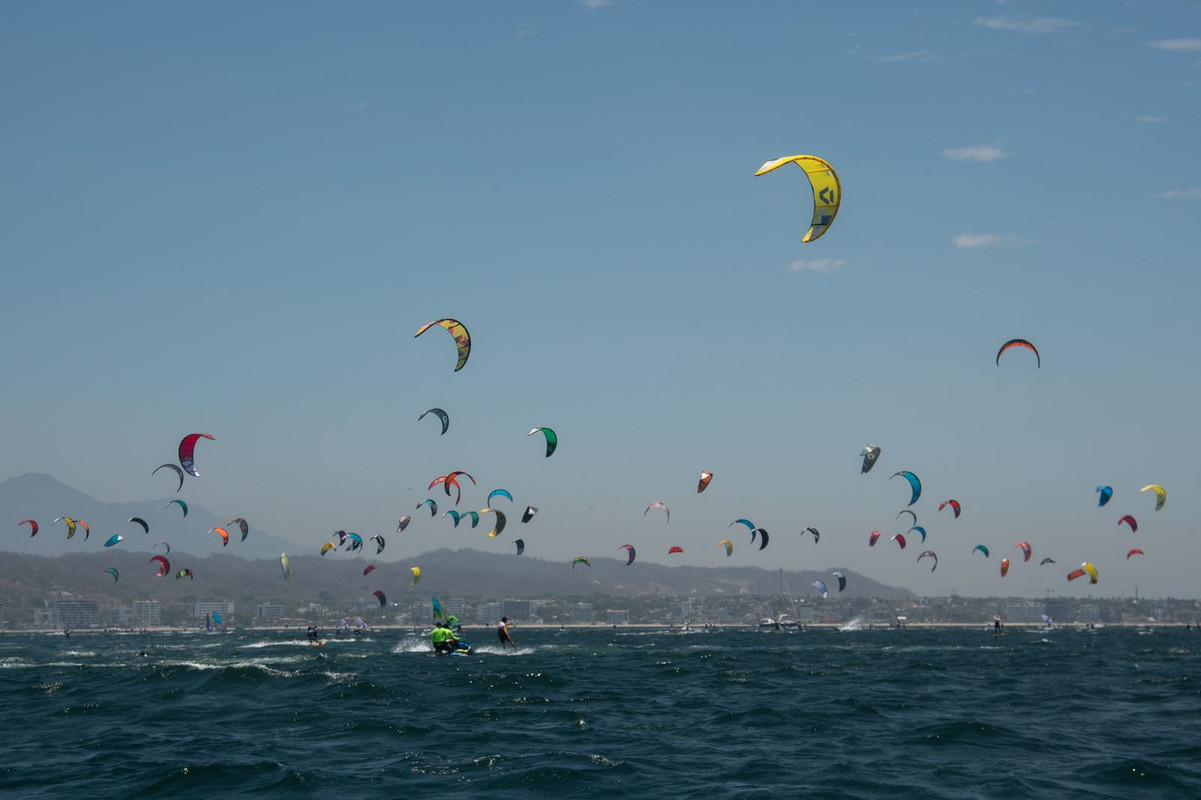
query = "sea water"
(1, 626, 1198, 798)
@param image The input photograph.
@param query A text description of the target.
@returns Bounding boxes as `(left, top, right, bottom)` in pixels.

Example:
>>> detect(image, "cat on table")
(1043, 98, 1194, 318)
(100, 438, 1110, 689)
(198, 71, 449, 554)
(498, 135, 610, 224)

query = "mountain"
(0, 472, 295, 561)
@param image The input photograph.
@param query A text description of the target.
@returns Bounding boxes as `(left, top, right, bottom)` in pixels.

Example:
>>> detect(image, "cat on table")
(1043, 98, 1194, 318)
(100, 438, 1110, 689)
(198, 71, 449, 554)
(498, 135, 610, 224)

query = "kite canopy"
(754, 154, 841, 243)
(860, 445, 881, 475)
(414, 318, 471, 371)
(153, 463, 184, 491)
(522, 506, 538, 523)
(1096, 485, 1113, 507)
(1140, 484, 1166, 511)
(645, 502, 670, 522)
(129, 517, 149, 534)
(572, 557, 591, 569)
(513, 538, 525, 555)
(833, 572, 847, 592)
(19, 519, 37, 537)
(151, 555, 170, 577)
(668, 546, 684, 555)
(718, 539, 733, 557)
(813, 579, 829, 599)
(280, 552, 291, 580)
(178, 433, 215, 477)
(481, 508, 507, 538)
(939, 499, 962, 518)
(409, 567, 421, 587)
(918, 550, 938, 572)
(697, 470, 714, 493)
(1000, 558, 1010, 578)
(419, 408, 450, 435)
(891, 471, 922, 506)
(620, 544, 636, 565)
(176, 568, 193, 580)
(529, 427, 558, 457)
(996, 338, 1040, 368)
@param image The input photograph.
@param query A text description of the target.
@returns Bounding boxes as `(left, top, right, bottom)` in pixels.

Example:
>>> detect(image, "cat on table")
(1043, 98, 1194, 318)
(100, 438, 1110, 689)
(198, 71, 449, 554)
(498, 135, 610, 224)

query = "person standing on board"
(497, 616, 517, 651)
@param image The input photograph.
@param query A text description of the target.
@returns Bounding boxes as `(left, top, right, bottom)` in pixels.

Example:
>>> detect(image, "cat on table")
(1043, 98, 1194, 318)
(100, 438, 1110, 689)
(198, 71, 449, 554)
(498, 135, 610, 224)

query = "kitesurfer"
(306, 624, 319, 644)
(498, 616, 517, 651)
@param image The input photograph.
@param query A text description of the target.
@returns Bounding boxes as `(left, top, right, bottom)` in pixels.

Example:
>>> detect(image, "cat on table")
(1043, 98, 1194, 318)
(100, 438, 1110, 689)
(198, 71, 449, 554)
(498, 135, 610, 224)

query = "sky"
(1, 1, 1199, 598)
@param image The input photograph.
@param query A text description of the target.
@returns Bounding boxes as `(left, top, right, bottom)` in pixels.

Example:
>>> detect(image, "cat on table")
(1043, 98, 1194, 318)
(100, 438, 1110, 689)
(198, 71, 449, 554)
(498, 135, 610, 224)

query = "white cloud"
(953, 233, 1007, 248)
(1149, 38, 1201, 51)
(942, 143, 1007, 162)
(580, 0, 611, 8)
(973, 16, 1078, 34)
(1138, 115, 1168, 123)
(784, 258, 846, 274)
(1157, 187, 1201, 199)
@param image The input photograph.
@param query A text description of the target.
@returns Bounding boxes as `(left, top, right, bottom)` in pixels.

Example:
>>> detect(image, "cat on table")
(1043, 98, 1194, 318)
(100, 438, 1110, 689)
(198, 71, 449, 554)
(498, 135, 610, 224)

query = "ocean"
(1, 625, 1198, 799)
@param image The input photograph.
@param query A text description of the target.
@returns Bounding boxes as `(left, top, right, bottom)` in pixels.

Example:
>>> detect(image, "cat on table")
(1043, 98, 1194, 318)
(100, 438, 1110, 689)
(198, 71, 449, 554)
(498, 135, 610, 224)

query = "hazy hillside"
(0, 472, 295, 560)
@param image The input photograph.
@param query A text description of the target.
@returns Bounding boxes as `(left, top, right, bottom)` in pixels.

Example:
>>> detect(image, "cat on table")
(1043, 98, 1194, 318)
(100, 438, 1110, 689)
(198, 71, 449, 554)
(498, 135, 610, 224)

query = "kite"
(668, 546, 684, 555)
(418, 499, 437, 516)
(346, 532, 363, 551)
(697, 470, 713, 493)
(620, 544, 636, 565)
(208, 527, 229, 546)
(228, 518, 249, 541)
(891, 471, 922, 506)
(897, 510, 917, 527)
(909, 526, 927, 543)
(481, 508, 507, 538)
(1067, 562, 1099, 584)
(280, 552, 291, 580)
(754, 154, 841, 243)
(55, 517, 78, 539)
(756, 529, 770, 550)
(151, 555, 170, 577)
(645, 502, 670, 522)
(869, 530, 882, 547)
(1000, 558, 1010, 578)
(18, 519, 37, 537)
(833, 571, 847, 592)
(176, 568, 193, 580)
(165, 499, 188, 517)
(939, 500, 962, 518)
(320, 541, 336, 556)
(801, 527, 820, 543)
(572, 557, 591, 569)
(1040, 557, 1055, 566)
(128, 517, 149, 534)
(814, 579, 829, 598)
(397, 515, 411, 532)
(105, 567, 119, 582)
(1096, 486, 1113, 507)
(419, 408, 450, 435)
(104, 534, 124, 548)
(1127, 549, 1145, 559)
(410, 567, 421, 587)
(1140, 484, 1166, 511)
(1015, 541, 1032, 563)
(891, 533, 907, 550)
(374, 589, 388, 606)
(522, 506, 538, 523)
(414, 318, 471, 372)
(529, 427, 558, 457)
(153, 463, 184, 491)
(514, 539, 525, 555)
(918, 550, 938, 572)
(488, 489, 514, 506)
(731, 519, 756, 535)
(1119, 515, 1138, 533)
(178, 433, 215, 477)
(996, 338, 1040, 368)
(443, 510, 462, 527)
(363, 564, 377, 576)
(463, 510, 480, 528)
(370, 535, 386, 554)
(718, 539, 733, 557)
(860, 445, 881, 475)
(77, 520, 89, 540)
(154, 540, 170, 554)
(973, 544, 990, 558)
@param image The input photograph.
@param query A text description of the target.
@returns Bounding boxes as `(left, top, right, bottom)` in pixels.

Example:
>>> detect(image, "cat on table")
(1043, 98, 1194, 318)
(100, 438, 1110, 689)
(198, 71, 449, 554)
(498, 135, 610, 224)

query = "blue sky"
(2, 1, 1199, 598)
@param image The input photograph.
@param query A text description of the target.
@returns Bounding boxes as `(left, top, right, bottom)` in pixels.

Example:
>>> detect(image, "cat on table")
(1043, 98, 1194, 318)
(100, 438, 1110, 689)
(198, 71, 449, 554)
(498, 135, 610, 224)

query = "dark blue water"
(2, 626, 1198, 798)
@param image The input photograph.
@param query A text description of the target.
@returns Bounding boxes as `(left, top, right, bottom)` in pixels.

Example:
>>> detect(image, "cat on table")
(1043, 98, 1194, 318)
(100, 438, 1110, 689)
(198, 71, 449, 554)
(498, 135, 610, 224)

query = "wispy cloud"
(954, 233, 1008, 248)
(973, 16, 1078, 35)
(1138, 115, 1168, 123)
(515, 29, 537, 41)
(1157, 187, 1201, 199)
(784, 258, 846, 274)
(942, 142, 1007, 162)
(848, 45, 1003, 63)
(1149, 38, 1201, 51)
(580, 0, 611, 8)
